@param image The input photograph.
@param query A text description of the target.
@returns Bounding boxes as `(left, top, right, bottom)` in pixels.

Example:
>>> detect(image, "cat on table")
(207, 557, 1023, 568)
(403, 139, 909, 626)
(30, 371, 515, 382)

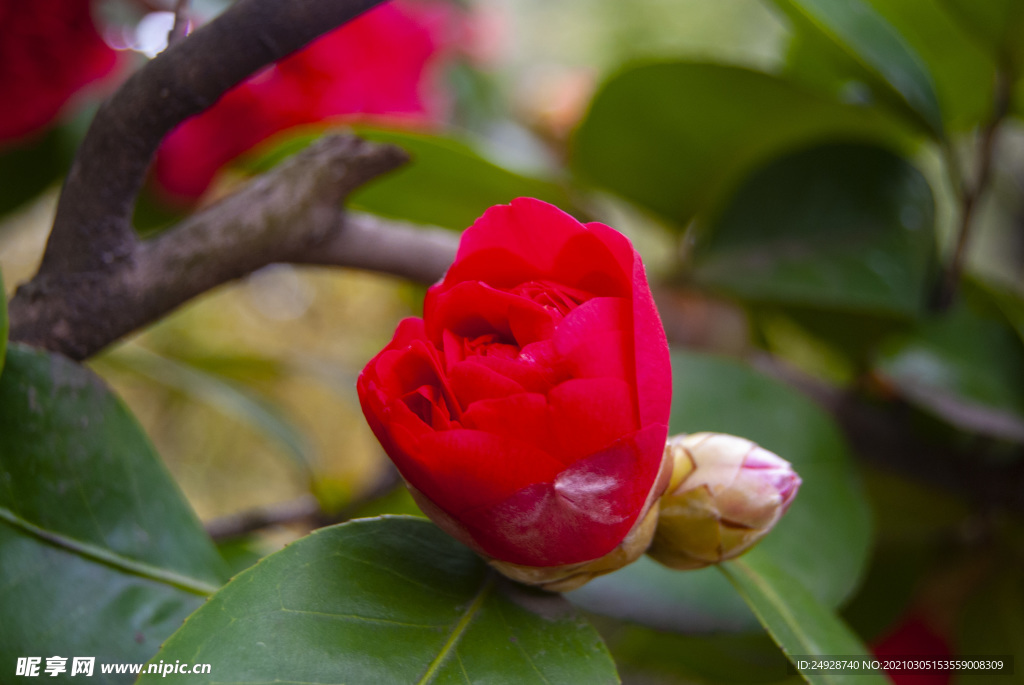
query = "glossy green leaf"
(240, 126, 573, 231)
(0, 267, 7, 380)
(875, 281, 1024, 442)
(571, 62, 911, 229)
(771, 0, 944, 136)
(721, 556, 890, 685)
(569, 351, 872, 633)
(782, 0, 996, 131)
(692, 142, 936, 317)
(140, 517, 619, 685)
(0, 344, 228, 681)
(97, 346, 316, 477)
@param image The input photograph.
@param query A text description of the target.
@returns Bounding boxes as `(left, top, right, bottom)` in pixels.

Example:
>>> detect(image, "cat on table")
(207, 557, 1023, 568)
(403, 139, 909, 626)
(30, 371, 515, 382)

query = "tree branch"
(9, 134, 412, 359)
(39, 0, 388, 277)
(294, 211, 458, 283)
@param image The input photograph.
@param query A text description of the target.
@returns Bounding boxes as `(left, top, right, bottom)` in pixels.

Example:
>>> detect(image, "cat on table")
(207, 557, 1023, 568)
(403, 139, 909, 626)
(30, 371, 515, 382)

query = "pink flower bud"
(647, 432, 801, 570)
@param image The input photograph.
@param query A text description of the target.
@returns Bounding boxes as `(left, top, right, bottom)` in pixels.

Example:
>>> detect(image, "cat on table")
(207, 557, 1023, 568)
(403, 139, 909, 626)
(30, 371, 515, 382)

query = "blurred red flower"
(358, 198, 673, 574)
(0, 0, 117, 144)
(153, 0, 456, 202)
(873, 614, 953, 685)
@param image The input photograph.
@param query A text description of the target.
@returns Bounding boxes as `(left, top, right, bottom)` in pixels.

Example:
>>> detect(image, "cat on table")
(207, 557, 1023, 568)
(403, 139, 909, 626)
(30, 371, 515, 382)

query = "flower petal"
(457, 423, 667, 566)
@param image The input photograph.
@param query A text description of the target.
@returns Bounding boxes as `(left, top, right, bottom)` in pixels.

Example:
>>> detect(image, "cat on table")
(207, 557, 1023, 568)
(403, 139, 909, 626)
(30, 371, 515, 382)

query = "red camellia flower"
(154, 0, 455, 202)
(0, 0, 117, 144)
(358, 198, 673, 590)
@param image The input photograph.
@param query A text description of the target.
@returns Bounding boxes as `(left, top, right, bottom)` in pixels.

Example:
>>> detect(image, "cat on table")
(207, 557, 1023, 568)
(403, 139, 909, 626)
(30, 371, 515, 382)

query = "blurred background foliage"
(2, 0, 1024, 682)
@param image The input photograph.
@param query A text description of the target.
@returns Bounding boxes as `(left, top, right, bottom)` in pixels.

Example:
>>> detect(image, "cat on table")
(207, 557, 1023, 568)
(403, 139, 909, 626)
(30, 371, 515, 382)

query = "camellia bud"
(646, 432, 801, 570)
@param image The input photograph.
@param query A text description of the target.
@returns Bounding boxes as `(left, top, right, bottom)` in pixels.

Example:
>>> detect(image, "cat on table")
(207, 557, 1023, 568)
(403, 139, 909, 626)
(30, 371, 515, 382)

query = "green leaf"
(721, 556, 890, 685)
(569, 351, 872, 633)
(571, 62, 912, 229)
(96, 346, 316, 478)
(140, 517, 619, 684)
(781, 0, 996, 132)
(875, 280, 1024, 442)
(692, 142, 937, 317)
(0, 344, 228, 681)
(771, 0, 944, 136)
(240, 126, 574, 231)
(0, 267, 7, 380)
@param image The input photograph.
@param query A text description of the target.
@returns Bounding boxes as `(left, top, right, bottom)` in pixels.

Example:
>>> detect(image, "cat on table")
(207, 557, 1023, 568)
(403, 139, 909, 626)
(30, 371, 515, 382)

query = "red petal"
(547, 378, 638, 462)
(435, 199, 632, 296)
(425, 280, 557, 346)
(553, 296, 633, 385)
(630, 252, 673, 430)
(457, 423, 667, 566)
(448, 360, 526, 406)
(403, 429, 565, 514)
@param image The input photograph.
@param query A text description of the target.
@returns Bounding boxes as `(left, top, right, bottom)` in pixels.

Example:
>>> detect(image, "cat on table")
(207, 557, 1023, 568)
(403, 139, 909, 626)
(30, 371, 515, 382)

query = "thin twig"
(935, 69, 1012, 310)
(204, 495, 321, 541)
(206, 464, 402, 541)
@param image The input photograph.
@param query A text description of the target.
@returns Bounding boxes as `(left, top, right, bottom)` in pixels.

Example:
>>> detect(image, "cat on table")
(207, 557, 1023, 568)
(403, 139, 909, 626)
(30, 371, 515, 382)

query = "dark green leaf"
(863, 0, 995, 130)
(782, 0, 996, 132)
(721, 556, 890, 685)
(571, 62, 912, 229)
(770, 0, 944, 136)
(140, 517, 619, 684)
(570, 351, 872, 633)
(692, 142, 937, 318)
(875, 281, 1024, 442)
(0, 344, 228, 682)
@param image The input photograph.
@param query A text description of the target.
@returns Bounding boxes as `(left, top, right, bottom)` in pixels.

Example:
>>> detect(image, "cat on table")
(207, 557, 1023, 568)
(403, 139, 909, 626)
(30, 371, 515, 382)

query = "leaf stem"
(0, 505, 220, 597)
